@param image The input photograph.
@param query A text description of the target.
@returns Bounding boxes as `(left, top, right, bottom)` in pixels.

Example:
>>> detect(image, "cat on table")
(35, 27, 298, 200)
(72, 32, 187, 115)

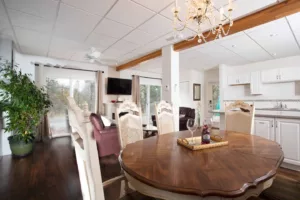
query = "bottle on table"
(202, 119, 211, 144)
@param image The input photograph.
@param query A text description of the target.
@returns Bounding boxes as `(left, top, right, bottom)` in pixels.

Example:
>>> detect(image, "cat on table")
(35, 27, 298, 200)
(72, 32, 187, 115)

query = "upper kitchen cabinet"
(262, 67, 300, 83)
(228, 74, 250, 85)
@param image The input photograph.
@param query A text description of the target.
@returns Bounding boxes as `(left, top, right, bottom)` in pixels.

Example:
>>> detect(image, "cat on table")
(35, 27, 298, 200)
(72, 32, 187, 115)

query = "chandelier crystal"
(172, 0, 234, 43)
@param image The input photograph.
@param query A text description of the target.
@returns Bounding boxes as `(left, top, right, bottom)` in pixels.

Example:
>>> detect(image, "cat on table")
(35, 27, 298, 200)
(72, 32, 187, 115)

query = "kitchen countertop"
(210, 109, 300, 119)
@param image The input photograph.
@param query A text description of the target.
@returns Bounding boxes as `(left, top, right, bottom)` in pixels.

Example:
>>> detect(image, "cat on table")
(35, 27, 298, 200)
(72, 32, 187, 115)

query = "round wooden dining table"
(119, 130, 284, 200)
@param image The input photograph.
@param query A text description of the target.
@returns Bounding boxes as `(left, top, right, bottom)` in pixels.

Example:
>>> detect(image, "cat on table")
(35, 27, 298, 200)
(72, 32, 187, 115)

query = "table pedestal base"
(125, 172, 274, 200)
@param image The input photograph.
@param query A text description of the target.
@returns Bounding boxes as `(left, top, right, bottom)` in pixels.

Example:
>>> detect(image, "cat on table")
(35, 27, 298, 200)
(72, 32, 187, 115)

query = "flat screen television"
(107, 77, 132, 95)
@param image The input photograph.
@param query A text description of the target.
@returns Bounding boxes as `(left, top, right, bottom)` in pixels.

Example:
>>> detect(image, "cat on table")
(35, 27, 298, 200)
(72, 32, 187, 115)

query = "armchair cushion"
(90, 113, 121, 157)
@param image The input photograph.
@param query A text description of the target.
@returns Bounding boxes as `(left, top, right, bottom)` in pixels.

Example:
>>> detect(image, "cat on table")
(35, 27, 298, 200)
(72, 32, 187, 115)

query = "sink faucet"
(275, 101, 283, 108)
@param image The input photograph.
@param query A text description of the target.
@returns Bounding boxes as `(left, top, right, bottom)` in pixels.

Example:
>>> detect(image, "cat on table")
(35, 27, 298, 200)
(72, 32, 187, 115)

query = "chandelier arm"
(185, 34, 198, 42)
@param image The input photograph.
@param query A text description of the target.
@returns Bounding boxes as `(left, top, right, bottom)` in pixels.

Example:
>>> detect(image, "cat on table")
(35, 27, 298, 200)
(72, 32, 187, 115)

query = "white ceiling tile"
(70, 51, 88, 62)
(231, 0, 277, 20)
(57, 4, 102, 30)
(138, 14, 173, 37)
(50, 37, 90, 52)
(159, 2, 173, 20)
(61, 0, 117, 16)
(20, 45, 48, 56)
(142, 32, 174, 51)
(8, 9, 53, 33)
(0, 1, 6, 17)
(287, 13, 300, 46)
(246, 18, 300, 58)
(14, 26, 51, 50)
(4, 0, 59, 20)
(0, 12, 11, 31)
(54, 22, 92, 42)
(123, 29, 156, 45)
(48, 50, 74, 60)
(106, 0, 155, 27)
(132, 0, 174, 12)
(94, 18, 133, 39)
(217, 33, 272, 62)
(85, 32, 118, 48)
(110, 39, 140, 52)
(103, 47, 124, 58)
(213, 0, 234, 9)
(196, 42, 247, 65)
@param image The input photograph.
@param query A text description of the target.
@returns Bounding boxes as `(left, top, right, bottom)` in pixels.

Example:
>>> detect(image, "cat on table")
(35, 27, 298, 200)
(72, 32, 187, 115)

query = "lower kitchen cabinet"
(254, 117, 275, 141)
(254, 117, 300, 166)
(275, 118, 300, 166)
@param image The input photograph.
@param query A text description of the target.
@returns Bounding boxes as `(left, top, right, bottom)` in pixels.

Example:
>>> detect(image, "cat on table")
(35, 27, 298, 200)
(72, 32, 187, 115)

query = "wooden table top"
(120, 130, 284, 198)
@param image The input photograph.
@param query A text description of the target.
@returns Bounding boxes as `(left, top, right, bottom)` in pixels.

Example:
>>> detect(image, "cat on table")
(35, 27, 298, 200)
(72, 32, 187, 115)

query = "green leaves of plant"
(0, 61, 52, 143)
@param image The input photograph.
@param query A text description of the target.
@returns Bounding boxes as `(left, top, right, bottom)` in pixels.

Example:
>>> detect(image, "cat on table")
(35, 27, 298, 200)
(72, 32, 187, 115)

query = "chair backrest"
(116, 100, 143, 149)
(66, 97, 105, 200)
(155, 100, 175, 135)
(225, 100, 255, 134)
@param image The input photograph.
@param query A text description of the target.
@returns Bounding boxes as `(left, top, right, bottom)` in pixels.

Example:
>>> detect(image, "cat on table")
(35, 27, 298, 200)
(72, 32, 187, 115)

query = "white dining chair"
(116, 100, 143, 149)
(66, 97, 125, 200)
(155, 100, 175, 135)
(225, 100, 255, 134)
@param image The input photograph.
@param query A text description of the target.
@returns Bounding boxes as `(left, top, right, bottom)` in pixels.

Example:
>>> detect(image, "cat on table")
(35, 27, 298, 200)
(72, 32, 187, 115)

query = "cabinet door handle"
(276, 75, 278, 80)
(259, 122, 265, 124)
(280, 75, 281, 80)
(276, 121, 278, 128)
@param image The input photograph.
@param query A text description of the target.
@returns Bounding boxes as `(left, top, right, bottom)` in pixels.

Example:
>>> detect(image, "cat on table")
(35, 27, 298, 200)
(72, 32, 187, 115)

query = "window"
(139, 78, 162, 124)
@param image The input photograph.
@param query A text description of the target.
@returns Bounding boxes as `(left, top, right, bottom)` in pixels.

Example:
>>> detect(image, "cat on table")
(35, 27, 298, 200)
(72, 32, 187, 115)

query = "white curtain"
(132, 75, 140, 106)
(35, 64, 51, 141)
(96, 71, 103, 115)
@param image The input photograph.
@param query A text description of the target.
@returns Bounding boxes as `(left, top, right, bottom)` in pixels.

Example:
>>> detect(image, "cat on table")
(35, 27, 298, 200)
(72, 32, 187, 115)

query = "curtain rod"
(34, 63, 104, 73)
(132, 75, 162, 80)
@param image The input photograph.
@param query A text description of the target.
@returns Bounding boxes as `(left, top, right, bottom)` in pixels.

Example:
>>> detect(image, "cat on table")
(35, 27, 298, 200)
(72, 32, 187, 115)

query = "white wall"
(222, 55, 300, 101)
(179, 68, 204, 124)
(0, 39, 13, 156)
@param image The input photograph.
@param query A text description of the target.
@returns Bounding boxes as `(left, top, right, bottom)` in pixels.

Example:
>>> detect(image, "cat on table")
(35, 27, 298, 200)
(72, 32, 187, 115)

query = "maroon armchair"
(90, 113, 121, 157)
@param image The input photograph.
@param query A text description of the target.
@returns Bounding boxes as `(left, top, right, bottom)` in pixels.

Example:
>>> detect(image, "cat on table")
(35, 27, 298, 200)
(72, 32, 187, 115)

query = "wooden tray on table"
(177, 135, 228, 151)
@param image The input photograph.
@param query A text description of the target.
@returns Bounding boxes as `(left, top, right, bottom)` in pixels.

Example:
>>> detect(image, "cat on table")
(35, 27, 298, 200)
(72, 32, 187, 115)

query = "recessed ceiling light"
(232, 44, 236, 48)
(272, 53, 277, 56)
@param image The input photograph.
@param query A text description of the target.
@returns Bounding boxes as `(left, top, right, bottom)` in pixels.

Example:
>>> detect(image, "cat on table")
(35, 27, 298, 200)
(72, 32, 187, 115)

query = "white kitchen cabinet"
(275, 118, 300, 166)
(261, 68, 280, 83)
(254, 117, 275, 141)
(250, 71, 262, 95)
(262, 67, 300, 83)
(280, 67, 300, 82)
(228, 74, 250, 85)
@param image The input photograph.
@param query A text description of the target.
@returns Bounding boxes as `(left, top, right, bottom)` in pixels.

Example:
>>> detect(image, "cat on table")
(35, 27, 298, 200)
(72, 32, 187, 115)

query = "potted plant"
(0, 61, 52, 157)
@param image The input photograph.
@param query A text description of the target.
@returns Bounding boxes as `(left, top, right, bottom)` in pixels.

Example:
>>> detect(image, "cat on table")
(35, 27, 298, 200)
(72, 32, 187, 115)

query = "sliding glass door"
(140, 83, 162, 125)
(47, 78, 95, 138)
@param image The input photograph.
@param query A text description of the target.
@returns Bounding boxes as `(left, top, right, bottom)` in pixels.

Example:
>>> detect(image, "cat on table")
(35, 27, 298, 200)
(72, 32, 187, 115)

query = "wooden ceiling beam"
(116, 0, 300, 71)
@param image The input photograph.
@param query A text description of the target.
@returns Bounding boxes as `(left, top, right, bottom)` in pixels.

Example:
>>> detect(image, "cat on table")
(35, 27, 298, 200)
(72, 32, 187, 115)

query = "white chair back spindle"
(67, 97, 105, 200)
(116, 101, 143, 149)
(155, 100, 175, 135)
(225, 100, 255, 134)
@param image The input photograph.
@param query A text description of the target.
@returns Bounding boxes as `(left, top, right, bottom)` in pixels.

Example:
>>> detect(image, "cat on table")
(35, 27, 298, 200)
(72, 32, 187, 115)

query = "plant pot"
(8, 136, 34, 157)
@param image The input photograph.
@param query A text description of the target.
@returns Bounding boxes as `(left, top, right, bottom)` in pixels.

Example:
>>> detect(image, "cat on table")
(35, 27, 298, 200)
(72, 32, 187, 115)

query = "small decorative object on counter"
(202, 119, 211, 144)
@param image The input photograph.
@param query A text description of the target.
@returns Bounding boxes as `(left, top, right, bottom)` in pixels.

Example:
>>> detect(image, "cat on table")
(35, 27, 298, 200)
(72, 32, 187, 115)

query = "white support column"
(162, 45, 180, 131)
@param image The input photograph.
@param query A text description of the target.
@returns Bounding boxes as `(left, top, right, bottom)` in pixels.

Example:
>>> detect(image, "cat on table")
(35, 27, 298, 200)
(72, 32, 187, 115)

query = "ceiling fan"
(85, 47, 118, 66)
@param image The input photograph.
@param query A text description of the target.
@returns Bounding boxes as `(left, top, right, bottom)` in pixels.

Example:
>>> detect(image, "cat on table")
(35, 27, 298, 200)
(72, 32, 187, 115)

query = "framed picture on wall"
(193, 84, 201, 101)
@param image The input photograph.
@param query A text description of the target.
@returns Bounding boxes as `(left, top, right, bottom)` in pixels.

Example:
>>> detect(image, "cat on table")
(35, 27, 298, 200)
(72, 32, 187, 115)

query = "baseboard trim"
(281, 163, 300, 172)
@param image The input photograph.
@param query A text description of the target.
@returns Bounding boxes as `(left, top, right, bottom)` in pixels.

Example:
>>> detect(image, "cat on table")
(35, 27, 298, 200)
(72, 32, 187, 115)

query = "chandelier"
(172, 0, 234, 43)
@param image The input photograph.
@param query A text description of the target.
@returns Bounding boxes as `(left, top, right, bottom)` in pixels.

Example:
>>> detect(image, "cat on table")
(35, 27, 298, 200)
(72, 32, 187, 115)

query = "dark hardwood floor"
(0, 137, 299, 200)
